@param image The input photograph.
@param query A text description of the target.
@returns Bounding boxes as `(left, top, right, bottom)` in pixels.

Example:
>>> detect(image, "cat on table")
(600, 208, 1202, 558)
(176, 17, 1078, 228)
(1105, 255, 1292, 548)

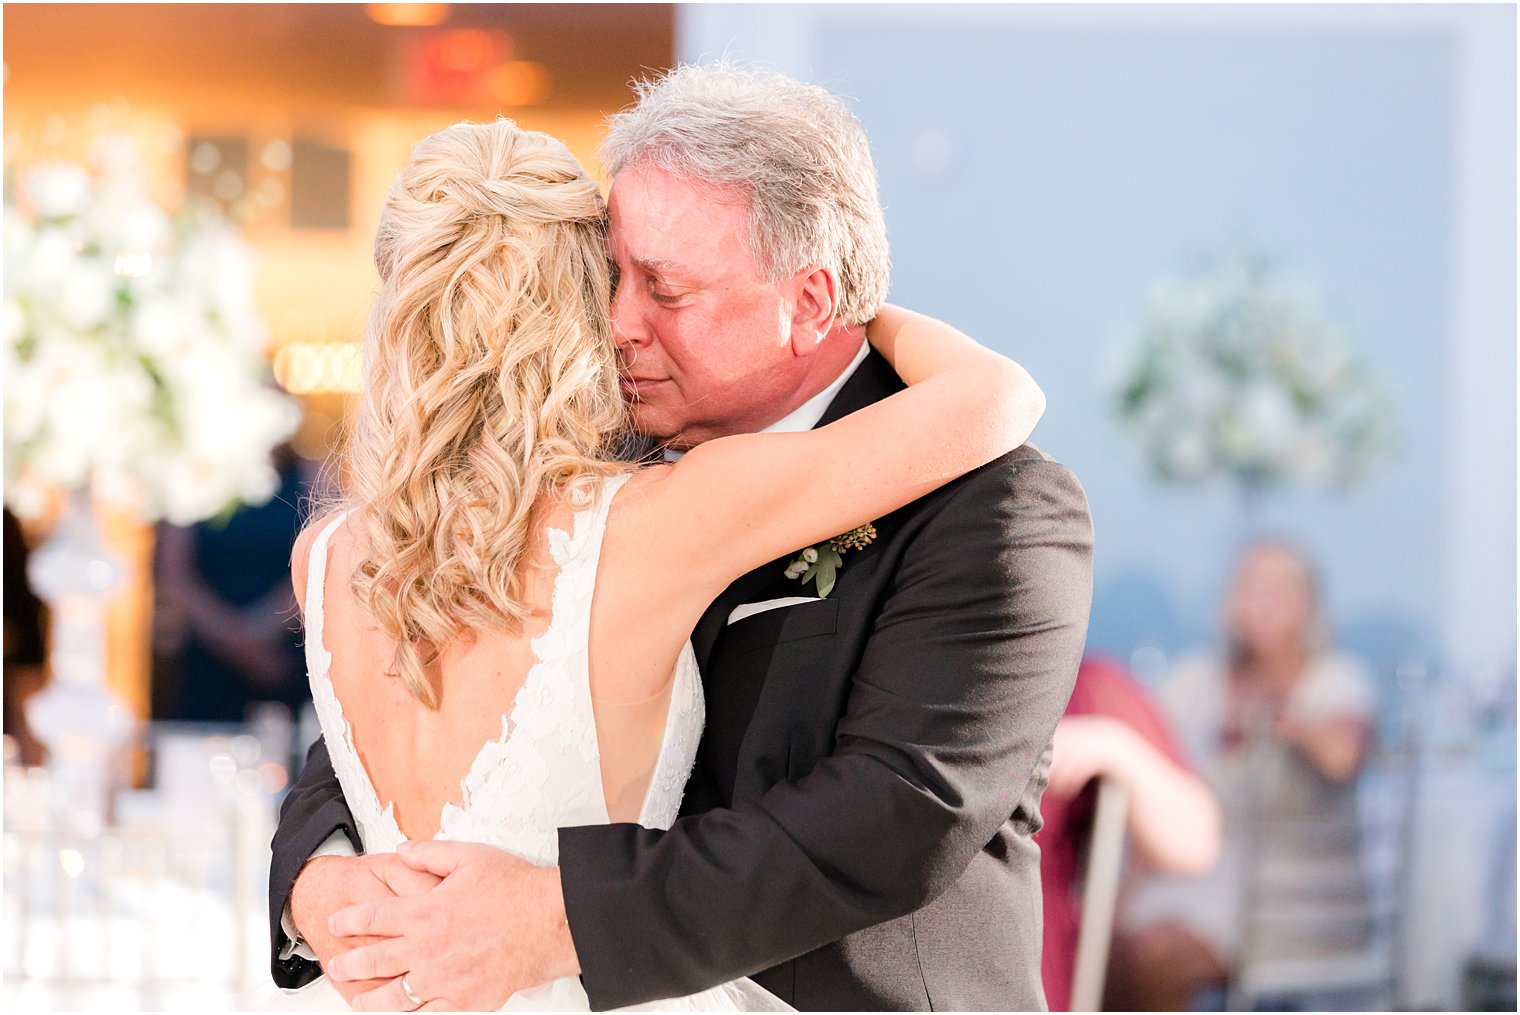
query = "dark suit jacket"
(268, 350, 1093, 1011)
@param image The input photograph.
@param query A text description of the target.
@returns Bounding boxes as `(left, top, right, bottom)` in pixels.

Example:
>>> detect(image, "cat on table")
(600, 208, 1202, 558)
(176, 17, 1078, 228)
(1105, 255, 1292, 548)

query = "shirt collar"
(663, 339, 870, 462)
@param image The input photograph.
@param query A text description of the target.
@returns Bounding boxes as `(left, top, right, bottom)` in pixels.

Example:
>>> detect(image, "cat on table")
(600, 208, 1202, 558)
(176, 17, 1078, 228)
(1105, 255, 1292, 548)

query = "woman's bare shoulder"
(290, 507, 357, 611)
(606, 463, 677, 521)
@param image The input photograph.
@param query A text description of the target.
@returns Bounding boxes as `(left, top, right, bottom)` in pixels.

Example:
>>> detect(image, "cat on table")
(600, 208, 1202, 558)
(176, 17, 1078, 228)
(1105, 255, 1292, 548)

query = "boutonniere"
(783, 522, 877, 598)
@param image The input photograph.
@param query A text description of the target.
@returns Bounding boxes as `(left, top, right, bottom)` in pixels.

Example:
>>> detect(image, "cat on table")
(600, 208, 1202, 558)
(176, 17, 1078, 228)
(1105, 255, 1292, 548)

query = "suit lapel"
(691, 349, 903, 676)
(813, 348, 903, 427)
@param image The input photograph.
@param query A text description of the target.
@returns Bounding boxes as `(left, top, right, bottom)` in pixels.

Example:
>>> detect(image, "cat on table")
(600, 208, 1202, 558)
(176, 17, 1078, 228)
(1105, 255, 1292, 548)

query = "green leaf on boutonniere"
(816, 556, 839, 598)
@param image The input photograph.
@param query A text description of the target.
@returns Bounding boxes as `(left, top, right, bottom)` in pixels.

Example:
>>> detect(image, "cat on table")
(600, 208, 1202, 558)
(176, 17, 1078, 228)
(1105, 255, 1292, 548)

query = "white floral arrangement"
(3, 132, 301, 524)
(1114, 251, 1390, 493)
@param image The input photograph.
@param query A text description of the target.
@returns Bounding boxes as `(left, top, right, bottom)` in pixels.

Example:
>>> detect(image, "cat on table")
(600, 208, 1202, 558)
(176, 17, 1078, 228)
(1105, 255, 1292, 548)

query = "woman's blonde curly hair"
(344, 119, 628, 709)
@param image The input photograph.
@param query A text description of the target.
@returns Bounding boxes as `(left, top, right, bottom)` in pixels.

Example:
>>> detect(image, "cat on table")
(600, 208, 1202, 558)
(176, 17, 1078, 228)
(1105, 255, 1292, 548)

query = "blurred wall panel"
(4, 2, 674, 452)
(679, 3, 1516, 683)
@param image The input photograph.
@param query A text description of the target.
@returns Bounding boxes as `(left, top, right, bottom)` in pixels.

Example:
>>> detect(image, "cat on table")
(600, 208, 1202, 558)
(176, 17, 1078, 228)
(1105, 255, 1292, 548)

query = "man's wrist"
(290, 853, 352, 946)
(285, 829, 360, 947)
(538, 866, 581, 981)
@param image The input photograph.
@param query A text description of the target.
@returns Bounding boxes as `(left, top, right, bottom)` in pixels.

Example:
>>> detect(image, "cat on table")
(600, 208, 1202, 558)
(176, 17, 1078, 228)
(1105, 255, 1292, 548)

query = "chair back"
(1225, 663, 1425, 1011)
(1070, 777, 1132, 1012)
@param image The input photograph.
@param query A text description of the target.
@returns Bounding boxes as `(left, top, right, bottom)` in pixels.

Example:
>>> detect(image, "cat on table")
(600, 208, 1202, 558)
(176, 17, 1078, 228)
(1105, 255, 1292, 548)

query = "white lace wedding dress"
(256, 473, 789, 1012)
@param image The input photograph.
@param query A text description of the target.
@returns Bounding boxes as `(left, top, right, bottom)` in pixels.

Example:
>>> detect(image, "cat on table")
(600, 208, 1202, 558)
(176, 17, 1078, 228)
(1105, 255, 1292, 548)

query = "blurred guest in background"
(155, 444, 320, 724)
(1037, 655, 1220, 1012)
(1107, 539, 1375, 1010)
(3, 508, 49, 765)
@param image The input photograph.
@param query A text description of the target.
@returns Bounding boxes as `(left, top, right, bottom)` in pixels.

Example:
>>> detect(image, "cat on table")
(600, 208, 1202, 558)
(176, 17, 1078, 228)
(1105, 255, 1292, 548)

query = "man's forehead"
(611, 161, 746, 200)
(607, 166, 755, 276)
(609, 165, 750, 228)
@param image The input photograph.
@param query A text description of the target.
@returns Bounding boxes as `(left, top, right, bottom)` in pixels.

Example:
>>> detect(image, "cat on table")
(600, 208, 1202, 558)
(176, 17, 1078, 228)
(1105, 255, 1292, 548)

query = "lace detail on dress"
(637, 640, 703, 828)
(303, 473, 706, 868)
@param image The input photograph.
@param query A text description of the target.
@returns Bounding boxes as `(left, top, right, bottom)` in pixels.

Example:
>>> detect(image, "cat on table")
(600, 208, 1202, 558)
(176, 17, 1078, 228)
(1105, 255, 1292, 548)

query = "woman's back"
(299, 472, 703, 862)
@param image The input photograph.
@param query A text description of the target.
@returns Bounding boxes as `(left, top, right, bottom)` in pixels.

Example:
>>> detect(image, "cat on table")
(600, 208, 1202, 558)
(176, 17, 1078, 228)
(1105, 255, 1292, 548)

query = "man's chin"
(630, 404, 753, 452)
(629, 406, 692, 451)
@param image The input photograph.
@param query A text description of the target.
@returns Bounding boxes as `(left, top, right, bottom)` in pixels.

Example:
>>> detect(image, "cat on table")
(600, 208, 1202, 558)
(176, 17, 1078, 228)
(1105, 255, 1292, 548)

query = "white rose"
(25, 163, 91, 219)
(4, 352, 49, 445)
(128, 292, 195, 359)
(53, 257, 121, 332)
(1178, 363, 1228, 416)
(1163, 429, 1211, 481)
(43, 364, 116, 465)
(1213, 409, 1257, 466)
(3, 218, 34, 297)
(20, 227, 81, 295)
(1237, 380, 1296, 458)
(30, 427, 92, 489)
(101, 201, 171, 255)
(4, 299, 26, 346)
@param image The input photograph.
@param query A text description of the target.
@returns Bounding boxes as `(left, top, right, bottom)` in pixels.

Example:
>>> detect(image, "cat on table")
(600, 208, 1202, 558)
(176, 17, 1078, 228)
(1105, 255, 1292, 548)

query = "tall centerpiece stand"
(23, 491, 136, 830)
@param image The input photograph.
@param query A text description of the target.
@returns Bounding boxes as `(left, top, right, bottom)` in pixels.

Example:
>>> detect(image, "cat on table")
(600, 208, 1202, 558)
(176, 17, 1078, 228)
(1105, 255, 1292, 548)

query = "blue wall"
(678, 4, 1516, 688)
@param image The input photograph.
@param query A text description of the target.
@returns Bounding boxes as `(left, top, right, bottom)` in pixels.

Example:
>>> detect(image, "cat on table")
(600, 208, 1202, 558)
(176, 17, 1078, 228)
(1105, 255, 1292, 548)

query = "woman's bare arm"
(633, 304, 1044, 607)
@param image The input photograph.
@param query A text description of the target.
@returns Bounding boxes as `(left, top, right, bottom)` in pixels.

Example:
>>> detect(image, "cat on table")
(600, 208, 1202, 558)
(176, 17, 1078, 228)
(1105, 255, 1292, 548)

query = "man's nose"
(611, 285, 646, 351)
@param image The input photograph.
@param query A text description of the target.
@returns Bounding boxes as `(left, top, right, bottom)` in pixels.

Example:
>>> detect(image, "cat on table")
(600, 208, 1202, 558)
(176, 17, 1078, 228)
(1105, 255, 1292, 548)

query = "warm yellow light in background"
(491, 61, 551, 106)
(365, 3, 450, 28)
(273, 342, 363, 395)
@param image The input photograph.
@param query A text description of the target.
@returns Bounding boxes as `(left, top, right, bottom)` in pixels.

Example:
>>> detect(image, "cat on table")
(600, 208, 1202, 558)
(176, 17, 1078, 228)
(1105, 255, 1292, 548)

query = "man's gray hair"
(601, 61, 890, 326)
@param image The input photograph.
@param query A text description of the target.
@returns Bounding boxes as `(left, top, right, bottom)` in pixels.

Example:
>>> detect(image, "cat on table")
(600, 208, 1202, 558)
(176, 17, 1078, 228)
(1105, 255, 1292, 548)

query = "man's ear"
(786, 265, 837, 357)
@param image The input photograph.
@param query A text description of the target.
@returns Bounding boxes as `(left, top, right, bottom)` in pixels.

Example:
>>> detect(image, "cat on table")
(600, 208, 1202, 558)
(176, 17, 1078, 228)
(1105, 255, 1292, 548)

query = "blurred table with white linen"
(3, 723, 289, 1012)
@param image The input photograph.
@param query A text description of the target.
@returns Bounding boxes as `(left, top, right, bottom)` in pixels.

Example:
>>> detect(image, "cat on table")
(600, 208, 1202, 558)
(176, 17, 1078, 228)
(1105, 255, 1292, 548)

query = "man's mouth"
(619, 375, 669, 396)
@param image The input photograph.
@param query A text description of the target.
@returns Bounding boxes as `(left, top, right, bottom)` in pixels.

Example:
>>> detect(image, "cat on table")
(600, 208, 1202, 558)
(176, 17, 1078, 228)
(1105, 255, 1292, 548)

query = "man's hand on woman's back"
(325, 841, 579, 1012)
(290, 852, 441, 1006)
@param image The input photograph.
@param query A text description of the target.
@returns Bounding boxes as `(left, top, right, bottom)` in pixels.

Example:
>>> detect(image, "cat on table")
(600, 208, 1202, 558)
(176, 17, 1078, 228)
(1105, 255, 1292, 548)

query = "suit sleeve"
(267, 735, 363, 987)
(559, 454, 1094, 1009)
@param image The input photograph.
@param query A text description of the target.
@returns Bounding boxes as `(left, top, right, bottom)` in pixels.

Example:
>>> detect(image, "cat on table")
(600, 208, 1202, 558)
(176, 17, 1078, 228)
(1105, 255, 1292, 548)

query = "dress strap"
(584, 472, 633, 534)
(302, 509, 352, 677)
(548, 472, 633, 573)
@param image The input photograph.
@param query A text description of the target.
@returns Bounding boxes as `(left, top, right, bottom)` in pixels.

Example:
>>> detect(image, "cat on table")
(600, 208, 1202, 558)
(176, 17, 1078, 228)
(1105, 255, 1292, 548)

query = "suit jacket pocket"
(722, 596, 839, 656)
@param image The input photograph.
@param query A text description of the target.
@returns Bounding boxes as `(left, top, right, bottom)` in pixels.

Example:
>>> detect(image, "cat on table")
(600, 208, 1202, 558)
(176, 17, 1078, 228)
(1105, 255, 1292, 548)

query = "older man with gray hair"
(270, 61, 1092, 1012)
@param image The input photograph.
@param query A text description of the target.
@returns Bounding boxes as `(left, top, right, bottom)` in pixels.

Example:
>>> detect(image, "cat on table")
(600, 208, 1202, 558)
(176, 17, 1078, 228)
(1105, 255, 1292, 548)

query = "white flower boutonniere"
(783, 522, 877, 598)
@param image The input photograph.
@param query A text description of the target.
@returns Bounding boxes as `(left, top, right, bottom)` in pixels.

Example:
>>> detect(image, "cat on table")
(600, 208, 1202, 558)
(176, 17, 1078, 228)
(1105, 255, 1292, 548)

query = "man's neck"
(799, 321, 870, 401)
(758, 333, 870, 435)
